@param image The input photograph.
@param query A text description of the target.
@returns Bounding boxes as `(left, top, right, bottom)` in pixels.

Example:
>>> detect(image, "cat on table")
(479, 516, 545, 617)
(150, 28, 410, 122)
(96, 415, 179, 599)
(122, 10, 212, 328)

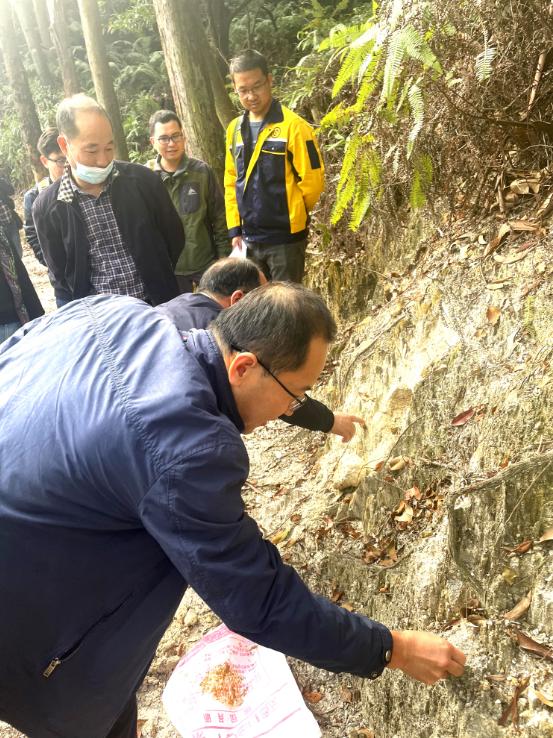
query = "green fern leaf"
(406, 83, 424, 158)
(400, 25, 442, 73)
(380, 28, 405, 103)
(409, 154, 433, 209)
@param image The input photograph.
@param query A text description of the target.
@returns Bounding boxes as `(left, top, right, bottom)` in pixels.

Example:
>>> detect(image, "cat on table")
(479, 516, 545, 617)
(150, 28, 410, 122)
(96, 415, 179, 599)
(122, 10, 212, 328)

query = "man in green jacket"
(147, 110, 230, 292)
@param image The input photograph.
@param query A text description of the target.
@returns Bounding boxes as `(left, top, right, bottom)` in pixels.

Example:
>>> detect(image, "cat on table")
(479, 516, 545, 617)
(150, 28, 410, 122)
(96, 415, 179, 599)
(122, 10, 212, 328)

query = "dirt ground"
(0, 245, 370, 738)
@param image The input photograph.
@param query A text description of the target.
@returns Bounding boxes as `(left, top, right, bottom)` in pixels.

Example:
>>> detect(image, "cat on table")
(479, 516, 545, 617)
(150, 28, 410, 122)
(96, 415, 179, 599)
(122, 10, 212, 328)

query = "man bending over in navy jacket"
(0, 284, 465, 738)
(156, 256, 365, 442)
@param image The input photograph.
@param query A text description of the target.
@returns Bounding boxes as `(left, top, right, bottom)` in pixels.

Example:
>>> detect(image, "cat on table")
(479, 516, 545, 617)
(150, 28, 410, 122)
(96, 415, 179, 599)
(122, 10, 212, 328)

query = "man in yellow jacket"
(225, 49, 324, 283)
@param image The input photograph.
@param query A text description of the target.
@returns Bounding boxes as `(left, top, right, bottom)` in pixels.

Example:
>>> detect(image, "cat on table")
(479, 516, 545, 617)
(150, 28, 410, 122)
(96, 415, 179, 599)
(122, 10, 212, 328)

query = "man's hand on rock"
(331, 413, 366, 442)
(388, 630, 466, 684)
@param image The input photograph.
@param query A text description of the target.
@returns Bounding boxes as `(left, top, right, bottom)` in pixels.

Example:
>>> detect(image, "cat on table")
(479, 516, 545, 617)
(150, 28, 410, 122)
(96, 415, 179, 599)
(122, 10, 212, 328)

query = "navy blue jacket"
(0, 295, 391, 738)
(155, 291, 335, 433)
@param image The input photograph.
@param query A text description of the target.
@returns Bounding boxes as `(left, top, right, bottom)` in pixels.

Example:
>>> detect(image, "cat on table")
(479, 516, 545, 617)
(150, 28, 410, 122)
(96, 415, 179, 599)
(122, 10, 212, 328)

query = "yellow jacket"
(224, 100, 324, 244)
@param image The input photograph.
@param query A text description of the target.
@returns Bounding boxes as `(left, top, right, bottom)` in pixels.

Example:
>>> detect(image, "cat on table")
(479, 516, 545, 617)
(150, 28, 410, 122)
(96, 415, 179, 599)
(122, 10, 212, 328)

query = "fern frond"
(475, 45, 496, 82)
(400, 25, 442, 72)
(380, 28, 405, 103)
(406, 83, 424, 158)
(320, 101, 354, 128)
(333, 41, 373, 96)
(337, 134, 362, 193)
(409, 154, 433, 209)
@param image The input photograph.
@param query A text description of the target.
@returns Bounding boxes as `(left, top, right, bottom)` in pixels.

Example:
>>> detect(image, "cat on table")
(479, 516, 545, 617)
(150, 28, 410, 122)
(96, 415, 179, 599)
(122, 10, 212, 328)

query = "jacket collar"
(57, 163, 120, 203)
(184, 328, 244, 433)
(240, 98, 284, 129)
(153, 154, 190, 181)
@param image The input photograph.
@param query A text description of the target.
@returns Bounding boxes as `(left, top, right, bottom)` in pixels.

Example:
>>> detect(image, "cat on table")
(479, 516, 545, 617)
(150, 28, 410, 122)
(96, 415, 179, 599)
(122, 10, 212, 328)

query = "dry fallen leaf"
(404, 485, 422, 501)
(509, 628, 553, 662)
(486, 279, 512, 290)
(539, 528, 553, 542)
(504, 591, 532, 621)
(395, 504, 414, 524)
(502, 567, 518, 585)
(498, 676, 530, 727)
(269, 527, 290, 545)
(388, 455, 409, 471)
(536, 689, 553, 708)
(509, 539, 533, 555)
(486, 306, 502, 325)
(303, 691, 323, 704)
(484, 222, 511, 256)
(493, 250, 531, 264)
(451, 407, 475, 426)
(509, 219, 539, 232)
(499, 454, 511, 469)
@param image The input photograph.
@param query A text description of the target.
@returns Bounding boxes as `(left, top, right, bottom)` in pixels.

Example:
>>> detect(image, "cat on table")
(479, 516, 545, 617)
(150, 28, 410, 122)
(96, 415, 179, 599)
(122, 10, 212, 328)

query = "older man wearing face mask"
(33, 95, 184, 307)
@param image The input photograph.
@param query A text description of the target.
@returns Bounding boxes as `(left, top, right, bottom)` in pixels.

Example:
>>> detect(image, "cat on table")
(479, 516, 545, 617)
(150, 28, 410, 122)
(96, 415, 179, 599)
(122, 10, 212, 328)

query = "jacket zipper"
(42, 593, 132, 678)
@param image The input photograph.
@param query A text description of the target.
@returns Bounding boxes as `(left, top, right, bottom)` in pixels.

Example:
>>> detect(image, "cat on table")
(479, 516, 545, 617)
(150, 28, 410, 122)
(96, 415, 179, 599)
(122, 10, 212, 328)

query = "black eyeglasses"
(47, 156, 67, 166)
(230, 344, 307, 412)
(156, 133, 184, 145)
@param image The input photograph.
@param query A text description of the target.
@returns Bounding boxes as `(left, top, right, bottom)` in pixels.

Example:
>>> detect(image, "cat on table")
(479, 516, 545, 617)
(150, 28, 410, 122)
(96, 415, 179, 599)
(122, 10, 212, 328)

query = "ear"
(229, 289, 244, 306)
(267, 73, 274, 89)
(150, 136, 156, 149)
(227, 351, 257, 387)
(39, 155, 48, 168)
(57, 135, 69, 156)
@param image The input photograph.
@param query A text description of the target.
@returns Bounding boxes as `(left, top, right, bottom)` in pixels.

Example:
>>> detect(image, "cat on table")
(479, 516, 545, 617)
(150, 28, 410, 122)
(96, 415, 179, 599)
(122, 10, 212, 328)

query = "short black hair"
(198, 258, 262, 297)
(212, 282, 336, 374)
(37, 127, 61, 158)
(149, 109, 182, 137)
(229, 49, 269, 79)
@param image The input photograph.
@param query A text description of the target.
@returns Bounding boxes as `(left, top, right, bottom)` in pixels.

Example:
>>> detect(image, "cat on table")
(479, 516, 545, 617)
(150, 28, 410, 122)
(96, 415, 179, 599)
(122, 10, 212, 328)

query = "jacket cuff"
(228, 226, 242, 238)
(365, 622, 394, 679)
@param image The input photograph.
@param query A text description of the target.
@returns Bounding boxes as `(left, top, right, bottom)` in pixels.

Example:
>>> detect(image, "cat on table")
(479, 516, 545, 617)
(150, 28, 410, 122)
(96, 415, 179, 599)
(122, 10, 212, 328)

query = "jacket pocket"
(42, 593, 133, 678)
(179, 183, 201, 215)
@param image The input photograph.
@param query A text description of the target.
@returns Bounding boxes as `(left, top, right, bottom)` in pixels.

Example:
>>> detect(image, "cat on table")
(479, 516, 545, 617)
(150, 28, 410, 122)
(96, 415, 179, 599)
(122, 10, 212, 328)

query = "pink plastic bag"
(162, 624, 321, 738)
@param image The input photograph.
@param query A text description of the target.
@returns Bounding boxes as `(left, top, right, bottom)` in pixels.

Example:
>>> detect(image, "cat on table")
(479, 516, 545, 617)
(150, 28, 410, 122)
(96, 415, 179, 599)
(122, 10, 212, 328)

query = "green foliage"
(315, 1, 448, 230)
(409, 153, 432, 209)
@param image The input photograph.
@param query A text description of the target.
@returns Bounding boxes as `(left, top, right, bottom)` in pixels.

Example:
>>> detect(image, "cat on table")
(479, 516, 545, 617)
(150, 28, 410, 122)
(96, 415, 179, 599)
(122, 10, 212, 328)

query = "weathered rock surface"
(306, 217, 553, 737)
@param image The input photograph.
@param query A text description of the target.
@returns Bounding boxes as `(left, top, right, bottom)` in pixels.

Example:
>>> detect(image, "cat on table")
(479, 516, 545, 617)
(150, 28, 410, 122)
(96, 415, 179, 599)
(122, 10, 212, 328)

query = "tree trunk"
(33, 0, 52, 51)
(46, 0, 80, 97)
(76, 0, 129, 160)
(208, 51, 238, 130)
(0, 0, 45, 182)
(152, 0, 233, 180)
(9, 0, 56, 88)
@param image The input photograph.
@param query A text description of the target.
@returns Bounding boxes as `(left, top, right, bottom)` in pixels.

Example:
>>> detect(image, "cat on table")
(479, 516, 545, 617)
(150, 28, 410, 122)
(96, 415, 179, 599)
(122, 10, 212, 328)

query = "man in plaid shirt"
(33, 95, 184, 307)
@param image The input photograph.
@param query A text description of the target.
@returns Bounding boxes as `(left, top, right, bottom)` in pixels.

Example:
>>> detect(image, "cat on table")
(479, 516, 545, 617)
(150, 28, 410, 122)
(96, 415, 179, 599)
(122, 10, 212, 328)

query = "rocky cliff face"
(306, 213, 553, 737)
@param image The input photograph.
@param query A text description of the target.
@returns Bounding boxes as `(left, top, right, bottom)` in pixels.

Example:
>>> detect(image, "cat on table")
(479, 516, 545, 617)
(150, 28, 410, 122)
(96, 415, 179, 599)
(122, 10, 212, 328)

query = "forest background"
(2, 0, 552, 250)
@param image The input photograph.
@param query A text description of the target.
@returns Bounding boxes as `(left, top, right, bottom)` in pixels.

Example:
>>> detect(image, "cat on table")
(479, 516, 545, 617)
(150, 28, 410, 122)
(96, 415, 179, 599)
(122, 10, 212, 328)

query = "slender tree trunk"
(9, 0, 56, 87)
(76, 0, 129, 160)
(0, 0, 45, 181)
(208, 52, 238, 130)
(33, 0, 52, 51)
(46, 0, 80, 97)
(152, 0, 233, 180)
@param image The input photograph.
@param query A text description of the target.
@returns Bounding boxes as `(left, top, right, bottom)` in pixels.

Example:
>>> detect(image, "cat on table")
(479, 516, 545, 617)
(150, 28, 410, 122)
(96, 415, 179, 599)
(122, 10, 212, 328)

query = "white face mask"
(73, 159, 114, 185)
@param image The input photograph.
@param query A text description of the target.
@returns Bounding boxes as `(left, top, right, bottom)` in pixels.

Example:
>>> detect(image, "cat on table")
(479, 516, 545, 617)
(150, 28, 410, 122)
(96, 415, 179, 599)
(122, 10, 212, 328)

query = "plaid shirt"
(57, 166, 147, 300)
(0, 200, 13, 226)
